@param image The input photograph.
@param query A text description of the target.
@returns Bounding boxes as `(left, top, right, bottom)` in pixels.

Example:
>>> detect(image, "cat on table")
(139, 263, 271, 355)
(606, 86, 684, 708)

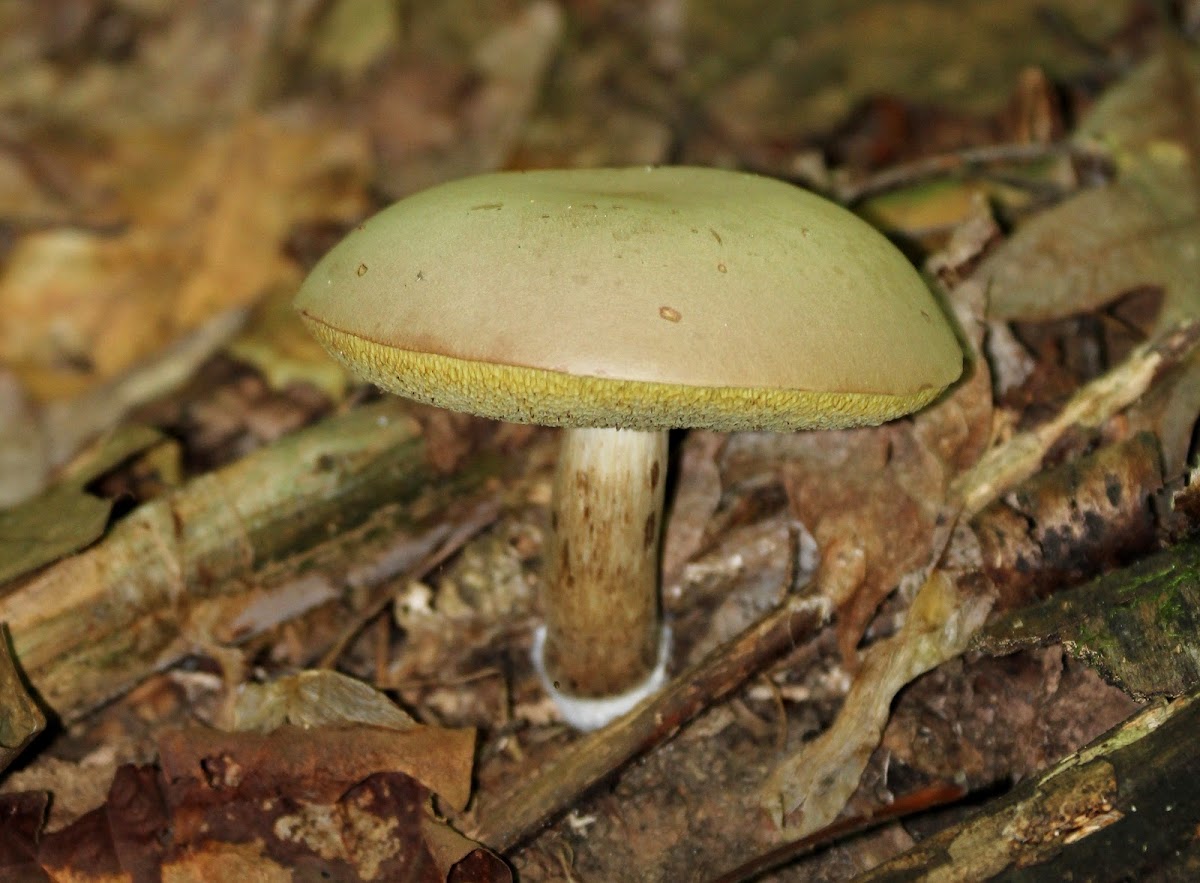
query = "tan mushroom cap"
(295, 166, 962, 431)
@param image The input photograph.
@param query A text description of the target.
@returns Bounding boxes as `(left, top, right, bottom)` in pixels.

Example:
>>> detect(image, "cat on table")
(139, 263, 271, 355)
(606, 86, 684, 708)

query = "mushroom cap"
(295, 166, 962, 431)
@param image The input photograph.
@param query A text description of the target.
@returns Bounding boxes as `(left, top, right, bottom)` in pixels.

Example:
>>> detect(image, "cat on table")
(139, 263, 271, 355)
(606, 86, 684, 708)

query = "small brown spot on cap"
(717, 262, 727, 273)
(710, 228, 723, 245)
(471, 203, 503, 210)
(356, 263, 368, 276)
(659, 306, 682, 323)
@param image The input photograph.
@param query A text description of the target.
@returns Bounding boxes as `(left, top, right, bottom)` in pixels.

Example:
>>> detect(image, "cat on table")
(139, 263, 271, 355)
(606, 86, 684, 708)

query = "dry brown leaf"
(976, 48, 1200, 473)
(783, 428, 939, 666)
(980, 163, 1195, 326)
(225, 280, 352, 400)
(972, 46, 1200, 328)
(9, 725, 506, 882)
(370, 2, 563, 197)
(158, 724, 475, 812)
(762, 567, 994, 834)
(0, 114, 369, 402)
(0, 791, 49, 880)
(688, 0, 1130, 150)
(232, 670, 416, 734)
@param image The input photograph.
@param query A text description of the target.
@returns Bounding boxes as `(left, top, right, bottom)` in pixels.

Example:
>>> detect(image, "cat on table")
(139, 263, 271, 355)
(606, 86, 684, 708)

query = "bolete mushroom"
(294, 166, 962, 730)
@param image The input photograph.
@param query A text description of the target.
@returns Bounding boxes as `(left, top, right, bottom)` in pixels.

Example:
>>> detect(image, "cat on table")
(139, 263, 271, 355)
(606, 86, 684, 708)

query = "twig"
(835, 141, 1069, 204)
(950, 318, 1200, 518)
(707, 781, 968, 883)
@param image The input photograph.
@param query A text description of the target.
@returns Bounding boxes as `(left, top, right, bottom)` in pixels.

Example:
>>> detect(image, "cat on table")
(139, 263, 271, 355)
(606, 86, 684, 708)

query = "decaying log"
(972, 432, 1163, 611)
(975, 532, 1200, 700)
(857, 690, 1200, 881)
(0, 400, 496, 722)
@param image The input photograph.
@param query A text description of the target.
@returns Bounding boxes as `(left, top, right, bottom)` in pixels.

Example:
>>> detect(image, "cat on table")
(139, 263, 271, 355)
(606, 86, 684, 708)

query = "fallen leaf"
(18, 745, 507, 882)
(688, 0, 1130, 150)
(0, 424, 165, 585)
(0, 115, 369, 402)
(762, 568, 994, 834)
(225, 280, 351, 400)
(159, 725, 475, 812)
(980, 162, 1194, 326)
(975, 48, 1200, 473)
(232, 670, 416, 733)
(0, 791, 49, 881)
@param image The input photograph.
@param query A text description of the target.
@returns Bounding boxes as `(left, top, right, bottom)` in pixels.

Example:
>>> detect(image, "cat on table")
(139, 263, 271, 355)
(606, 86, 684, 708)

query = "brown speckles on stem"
(659, 306, 682, 323)
(544, 428, 667, 698)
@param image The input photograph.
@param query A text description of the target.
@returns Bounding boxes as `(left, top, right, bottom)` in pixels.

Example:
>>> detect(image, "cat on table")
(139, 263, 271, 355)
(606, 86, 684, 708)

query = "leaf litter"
(2, 2, 1200, 881)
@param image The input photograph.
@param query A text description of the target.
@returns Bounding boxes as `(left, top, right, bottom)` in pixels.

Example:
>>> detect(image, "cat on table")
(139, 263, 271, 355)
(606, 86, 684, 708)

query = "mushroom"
(293, 166, 963, 730)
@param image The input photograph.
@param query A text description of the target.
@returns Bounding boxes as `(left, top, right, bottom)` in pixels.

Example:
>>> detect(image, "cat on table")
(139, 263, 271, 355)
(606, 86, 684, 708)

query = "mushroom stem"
(542, 426, 667, 701)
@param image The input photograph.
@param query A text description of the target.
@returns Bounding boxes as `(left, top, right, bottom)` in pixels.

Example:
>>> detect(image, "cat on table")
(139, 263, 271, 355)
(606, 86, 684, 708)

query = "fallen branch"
(856, 691, 1200, 881)
(0, 400, 498, 723)
(951, 318, 1200, 518)
(708, 781, 968, 883)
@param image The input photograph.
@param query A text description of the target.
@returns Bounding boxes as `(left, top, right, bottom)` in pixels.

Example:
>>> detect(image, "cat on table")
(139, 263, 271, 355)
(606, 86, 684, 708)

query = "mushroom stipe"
(295, 166, 964, 730)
